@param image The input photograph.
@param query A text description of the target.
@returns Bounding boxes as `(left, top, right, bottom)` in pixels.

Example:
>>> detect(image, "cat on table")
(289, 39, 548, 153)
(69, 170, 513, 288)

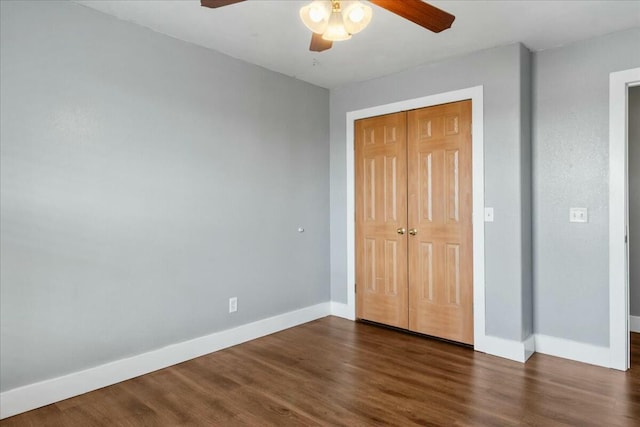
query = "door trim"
(345, 86, 487, 349)
(609, 67, 640, 371)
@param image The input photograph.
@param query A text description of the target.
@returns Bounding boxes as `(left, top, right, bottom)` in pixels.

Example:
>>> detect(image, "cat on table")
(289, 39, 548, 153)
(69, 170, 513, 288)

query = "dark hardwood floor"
(2, 317, 639, 426)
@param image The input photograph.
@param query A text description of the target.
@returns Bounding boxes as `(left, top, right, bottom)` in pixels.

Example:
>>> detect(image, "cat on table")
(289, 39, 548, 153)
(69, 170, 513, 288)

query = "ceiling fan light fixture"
(301, 0, 370, 43)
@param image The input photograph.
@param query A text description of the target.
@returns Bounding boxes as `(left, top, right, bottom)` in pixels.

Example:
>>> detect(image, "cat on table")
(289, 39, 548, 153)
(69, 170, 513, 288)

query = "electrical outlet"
(484, 207, 494, 222)
(229, 297, 237, 313)
(569, 207, 588, 223)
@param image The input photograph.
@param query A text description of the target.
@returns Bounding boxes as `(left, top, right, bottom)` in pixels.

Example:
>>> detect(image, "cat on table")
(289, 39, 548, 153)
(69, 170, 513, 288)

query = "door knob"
(409, 228, 418, 236)
(396, 228, 406, 235)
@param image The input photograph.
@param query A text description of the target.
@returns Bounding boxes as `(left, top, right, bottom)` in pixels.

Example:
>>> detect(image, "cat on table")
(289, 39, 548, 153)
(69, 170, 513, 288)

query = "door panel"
(355, 112, 408, 328)
(408, 100, 473, 344)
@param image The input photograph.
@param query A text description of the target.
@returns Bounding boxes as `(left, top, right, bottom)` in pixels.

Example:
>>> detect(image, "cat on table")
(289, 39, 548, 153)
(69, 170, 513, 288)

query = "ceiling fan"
(200, 0, 455, 52)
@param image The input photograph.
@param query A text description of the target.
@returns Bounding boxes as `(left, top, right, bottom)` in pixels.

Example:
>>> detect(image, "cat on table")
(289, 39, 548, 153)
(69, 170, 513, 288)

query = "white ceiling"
(76, 0, 640, 88)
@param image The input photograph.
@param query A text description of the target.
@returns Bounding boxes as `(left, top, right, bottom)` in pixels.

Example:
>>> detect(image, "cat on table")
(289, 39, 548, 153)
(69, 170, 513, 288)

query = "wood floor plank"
(2, 318, 639, 426)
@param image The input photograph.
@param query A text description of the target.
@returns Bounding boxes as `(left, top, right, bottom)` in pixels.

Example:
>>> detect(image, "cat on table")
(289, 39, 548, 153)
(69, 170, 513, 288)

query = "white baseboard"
(330, 302, 354, 320)
(331, 303, 535, 364)
(534, 334, 610, 368)
(476, 334, 532, 363)
(3, 304, 627, 419)
(0, 302, 331, 420)
(523, 334, 535, 361)
(630, 315, 640, 333)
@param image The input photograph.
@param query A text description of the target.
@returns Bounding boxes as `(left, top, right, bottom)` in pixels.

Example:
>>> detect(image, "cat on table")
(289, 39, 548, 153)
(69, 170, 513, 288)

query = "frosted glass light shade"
(342, 1, 372, 34)
(299, 1, 331, 34)
(322, 10, 352, 41)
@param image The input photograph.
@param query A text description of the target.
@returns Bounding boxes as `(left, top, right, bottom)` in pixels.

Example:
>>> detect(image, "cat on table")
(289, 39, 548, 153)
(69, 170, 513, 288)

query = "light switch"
(569, 207, 588, 223)
(484, 207, 494, 222)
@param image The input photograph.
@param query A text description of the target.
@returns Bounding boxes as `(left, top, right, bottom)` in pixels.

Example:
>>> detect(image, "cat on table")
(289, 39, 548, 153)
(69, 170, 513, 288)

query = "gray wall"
(330, 43, 533, 342)
(532, 28, 640, 346)
(0, 1, 329, 392)
(630, 86, 640, 317)
(520, 45, 534, 339)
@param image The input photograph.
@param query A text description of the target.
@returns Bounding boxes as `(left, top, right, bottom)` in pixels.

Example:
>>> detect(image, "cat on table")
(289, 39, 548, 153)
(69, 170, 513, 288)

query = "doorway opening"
(609, 67, 640, 371)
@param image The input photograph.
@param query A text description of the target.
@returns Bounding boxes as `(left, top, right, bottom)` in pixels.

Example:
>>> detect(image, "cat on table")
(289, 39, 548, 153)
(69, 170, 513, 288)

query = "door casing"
(345, 86, 489, 350)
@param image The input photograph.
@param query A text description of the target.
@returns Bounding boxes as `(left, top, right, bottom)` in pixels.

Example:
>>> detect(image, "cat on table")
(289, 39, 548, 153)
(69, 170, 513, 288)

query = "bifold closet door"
(407, 100, 473, 345)
(355, 112, 408, 329)
(355, 101, 473, 344)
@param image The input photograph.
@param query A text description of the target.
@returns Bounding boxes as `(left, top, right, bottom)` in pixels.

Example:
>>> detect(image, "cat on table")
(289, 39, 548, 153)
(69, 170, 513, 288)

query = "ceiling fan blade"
(369, 0, 455, 33)
(201, 0, 246, 8)
(310, 33, 333, 52)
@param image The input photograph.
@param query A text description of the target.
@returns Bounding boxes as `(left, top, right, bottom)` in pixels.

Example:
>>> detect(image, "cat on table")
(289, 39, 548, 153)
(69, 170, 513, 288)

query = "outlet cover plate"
(569, 207, 588, 223)
(484, 207, 494, 222)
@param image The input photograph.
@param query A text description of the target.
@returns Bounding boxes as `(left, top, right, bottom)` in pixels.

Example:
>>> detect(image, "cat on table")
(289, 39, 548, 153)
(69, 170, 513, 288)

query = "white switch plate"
(569, 207, 588, 223)
(229, 297, 238, 313)
(484, 207, 494, 222)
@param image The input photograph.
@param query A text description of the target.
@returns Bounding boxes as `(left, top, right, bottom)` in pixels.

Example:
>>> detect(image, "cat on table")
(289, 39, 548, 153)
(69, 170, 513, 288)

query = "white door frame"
(609, 67, 640, 371)
(344, 86, 489, 349)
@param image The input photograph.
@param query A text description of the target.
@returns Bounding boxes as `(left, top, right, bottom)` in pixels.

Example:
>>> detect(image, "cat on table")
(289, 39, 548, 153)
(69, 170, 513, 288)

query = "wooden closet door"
(407, 100, 473, 344)
(355, 112, 408, 329)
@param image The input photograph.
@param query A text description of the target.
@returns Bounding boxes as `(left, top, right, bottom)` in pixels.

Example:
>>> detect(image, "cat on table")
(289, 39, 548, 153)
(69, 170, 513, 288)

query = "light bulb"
(309, 6, 324, 23)
(299, 1, 331, 34)
(348, 6, 364, 23)
(342, 1, 372, 35)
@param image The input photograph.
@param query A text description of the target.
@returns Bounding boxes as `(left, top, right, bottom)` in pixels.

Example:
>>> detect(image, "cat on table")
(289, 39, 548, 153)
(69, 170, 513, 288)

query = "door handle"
(409, 228, 418, 236)
(396, 228, 406, 235)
